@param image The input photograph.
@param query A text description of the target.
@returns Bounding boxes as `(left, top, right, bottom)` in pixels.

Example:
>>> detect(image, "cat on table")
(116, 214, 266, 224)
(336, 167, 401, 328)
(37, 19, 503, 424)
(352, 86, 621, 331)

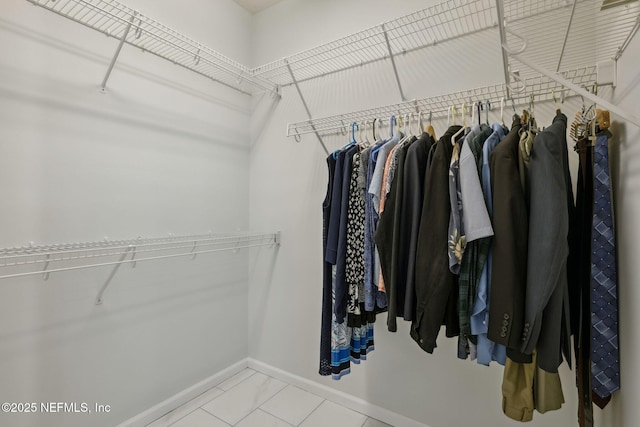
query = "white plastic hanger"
(451, 103, 467, 146)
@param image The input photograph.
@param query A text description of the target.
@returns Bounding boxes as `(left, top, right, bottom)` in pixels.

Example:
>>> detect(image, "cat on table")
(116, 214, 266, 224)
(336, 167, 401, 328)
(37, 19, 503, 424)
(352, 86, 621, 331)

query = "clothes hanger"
(425, 110, 436, 140)
(360, 121, 369, 147)
(449, 105, 458, 127)
(405, 113, 413, 138)
(500, 97, 505, 127)
(483, 100, 491, 125)
(552, 90, 561, 115)
(471, 101, 478, 127)
(451, 103, 467, 146)
(528, 94, 538, 132)
(389, 115, 397, 138)
(350, 122, 358, 145)
(372, 118, 377, 141)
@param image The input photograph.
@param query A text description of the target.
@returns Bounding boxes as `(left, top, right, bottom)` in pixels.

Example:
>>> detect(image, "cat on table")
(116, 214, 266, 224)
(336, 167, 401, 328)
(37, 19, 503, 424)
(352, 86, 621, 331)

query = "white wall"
(0, 0, 254, 426)
(249, 1, 640, 427)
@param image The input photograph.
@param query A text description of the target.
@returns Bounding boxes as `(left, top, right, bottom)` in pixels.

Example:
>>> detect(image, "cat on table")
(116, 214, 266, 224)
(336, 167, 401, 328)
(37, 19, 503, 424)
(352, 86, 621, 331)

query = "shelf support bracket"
(495, 0, 511, 99)
(510, 52, 640, 129)
(557, 0, 578, 72)
(382, 24, 406, 102)
(95, 246, 134, 305)
(285, 59, 329, 156)
(100, 12, 136, 93)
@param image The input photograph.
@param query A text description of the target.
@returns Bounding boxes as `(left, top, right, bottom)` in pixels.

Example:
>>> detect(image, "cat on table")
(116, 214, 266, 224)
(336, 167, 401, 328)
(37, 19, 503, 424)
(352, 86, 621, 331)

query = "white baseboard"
(116, 358, 249, 427)
(248, 358, 431, 427)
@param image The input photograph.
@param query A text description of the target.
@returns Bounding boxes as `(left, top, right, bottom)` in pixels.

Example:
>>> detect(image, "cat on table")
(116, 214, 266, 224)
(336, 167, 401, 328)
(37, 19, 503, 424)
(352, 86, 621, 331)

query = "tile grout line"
(156, 387, 225, 427)
(200, 405, 233, 426)
(257, 384, 325, 426)
(295, 398, 327, 426)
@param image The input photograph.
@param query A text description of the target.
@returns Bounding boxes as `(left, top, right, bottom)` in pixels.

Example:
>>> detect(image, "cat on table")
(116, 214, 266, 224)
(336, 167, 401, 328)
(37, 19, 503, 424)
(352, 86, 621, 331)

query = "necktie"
(590, 131, 620, 405)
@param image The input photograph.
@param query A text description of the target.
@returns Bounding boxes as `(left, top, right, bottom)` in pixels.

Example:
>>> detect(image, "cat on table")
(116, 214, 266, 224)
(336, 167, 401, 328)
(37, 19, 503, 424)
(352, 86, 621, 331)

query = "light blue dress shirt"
(471, 123, 508, 366)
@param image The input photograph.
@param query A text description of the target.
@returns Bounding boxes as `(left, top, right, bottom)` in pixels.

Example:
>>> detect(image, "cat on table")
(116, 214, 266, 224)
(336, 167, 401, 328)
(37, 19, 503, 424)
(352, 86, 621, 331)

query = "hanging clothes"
(457, 124, 494, 359)
(521, 112, 572, 371)
(320, 154, 337, 376)
(318, 107, 620, 424)
(471, 121, 510, 366)
(501, 113, 570, 421)
(376, 134, 417, 331)
(484, 117, 524, 364)
(398, 133, 436, 323)
(411, 125, 462, 353)
(574, 125, 620, 424)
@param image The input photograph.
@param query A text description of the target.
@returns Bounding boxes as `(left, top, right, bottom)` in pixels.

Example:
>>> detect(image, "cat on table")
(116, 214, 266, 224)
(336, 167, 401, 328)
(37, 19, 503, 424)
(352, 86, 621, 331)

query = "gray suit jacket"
(521, 113, 572, 372)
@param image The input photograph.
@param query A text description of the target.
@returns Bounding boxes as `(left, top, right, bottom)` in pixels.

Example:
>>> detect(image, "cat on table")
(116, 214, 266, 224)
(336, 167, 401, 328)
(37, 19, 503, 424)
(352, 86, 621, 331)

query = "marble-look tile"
(216, 368, 256, 391)
(235, 409, 293, 427)
(260, 385, 324, 425)
(299, 400, 367, 427)
(167, 409, 229, 427)
(146, 387, 224, 426)
(202, 373, 286, 425)
(362, 417, 393, 427)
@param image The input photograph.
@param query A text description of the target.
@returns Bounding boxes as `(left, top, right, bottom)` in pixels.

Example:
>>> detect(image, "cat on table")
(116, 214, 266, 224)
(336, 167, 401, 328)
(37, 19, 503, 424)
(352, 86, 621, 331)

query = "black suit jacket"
(488, 119, 528, 357)
(411, 126, 462, 353)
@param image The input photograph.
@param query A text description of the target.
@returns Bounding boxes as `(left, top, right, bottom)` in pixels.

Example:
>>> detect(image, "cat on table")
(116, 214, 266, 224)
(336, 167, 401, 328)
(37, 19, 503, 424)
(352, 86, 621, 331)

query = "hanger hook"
(429, 111, 432, 125)
(418, 111, 424, 131)
(485, 100, 491, 124)
(461, 102, 468, 127)
(351, 122, 358, 143)
(500, 96, 505, 124)
(390, 115, 396, 137)
(507, 71, 527, 93)
(372, 118, 377, 141)
(471, 101, 477, 126)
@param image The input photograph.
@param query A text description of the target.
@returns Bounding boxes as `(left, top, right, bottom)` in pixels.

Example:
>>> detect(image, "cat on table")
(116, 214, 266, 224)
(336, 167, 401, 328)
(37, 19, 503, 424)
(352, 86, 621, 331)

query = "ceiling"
(231, 0, 287, 13)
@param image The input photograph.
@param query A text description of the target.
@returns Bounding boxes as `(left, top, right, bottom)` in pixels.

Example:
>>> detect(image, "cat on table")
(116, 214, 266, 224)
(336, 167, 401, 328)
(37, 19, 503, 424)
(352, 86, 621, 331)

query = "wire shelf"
(252, 0, 499, 86)
(504, 0, 640, 79)
(0, 231, 280, 280)
(286, 65, 598, 137)
(27, 0, 278, 95)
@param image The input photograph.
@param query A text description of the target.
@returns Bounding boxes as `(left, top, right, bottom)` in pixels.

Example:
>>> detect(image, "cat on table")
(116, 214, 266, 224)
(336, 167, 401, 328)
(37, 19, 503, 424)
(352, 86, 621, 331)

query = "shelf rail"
(0, 231, 280, 304)
(286, 66, 599, 138)
(27, 0, 278, 95)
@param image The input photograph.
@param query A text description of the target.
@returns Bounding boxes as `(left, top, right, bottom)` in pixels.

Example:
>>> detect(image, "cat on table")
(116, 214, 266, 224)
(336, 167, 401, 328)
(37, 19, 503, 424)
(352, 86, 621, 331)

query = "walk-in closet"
(0, 0, 638, 426)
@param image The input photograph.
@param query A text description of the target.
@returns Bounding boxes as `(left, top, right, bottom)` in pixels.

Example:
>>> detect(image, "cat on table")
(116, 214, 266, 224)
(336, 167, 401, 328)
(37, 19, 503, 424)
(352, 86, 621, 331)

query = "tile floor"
(146, 369, 392, 427)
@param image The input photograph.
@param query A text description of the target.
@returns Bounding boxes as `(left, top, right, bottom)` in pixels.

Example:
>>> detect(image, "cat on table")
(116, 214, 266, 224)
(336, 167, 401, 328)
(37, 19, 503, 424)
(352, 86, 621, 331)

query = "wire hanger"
(500, 97, 505, 127)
